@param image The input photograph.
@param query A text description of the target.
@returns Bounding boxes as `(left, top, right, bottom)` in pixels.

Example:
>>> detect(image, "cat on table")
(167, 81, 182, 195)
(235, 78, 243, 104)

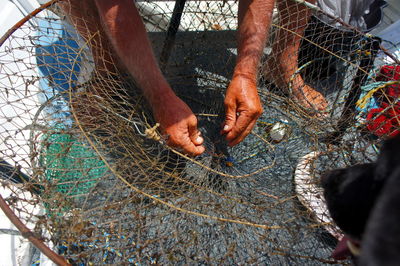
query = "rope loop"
(145, 123, 161, 141)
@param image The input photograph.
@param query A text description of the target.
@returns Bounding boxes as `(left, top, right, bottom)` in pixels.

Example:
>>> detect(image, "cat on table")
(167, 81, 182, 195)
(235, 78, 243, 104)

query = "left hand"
(221, 75, 263, 146)
(151, 92, 205, 156)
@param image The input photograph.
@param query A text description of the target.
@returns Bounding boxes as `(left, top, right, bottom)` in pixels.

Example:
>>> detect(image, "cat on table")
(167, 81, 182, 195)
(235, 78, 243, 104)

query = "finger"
(318, 99, 329, 111)
(228, 119, 257, 146)
(315, 110, 329, 120)
(188, 117, 204, 146)
(221, 102, 237, 135)
(225, 112, 253, 142)
(193, 131, 204, 145)
(182, 142, 205, 156)
(167, 135, 205, 156)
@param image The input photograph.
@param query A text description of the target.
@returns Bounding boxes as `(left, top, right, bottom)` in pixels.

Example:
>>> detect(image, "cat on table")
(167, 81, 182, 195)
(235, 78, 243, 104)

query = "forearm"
(94, 0, 173, 104)
(235, 0, 275, 80)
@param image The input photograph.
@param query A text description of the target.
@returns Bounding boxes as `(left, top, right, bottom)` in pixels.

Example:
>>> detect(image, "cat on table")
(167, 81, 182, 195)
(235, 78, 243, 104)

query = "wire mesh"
(0, 0, 399, 264)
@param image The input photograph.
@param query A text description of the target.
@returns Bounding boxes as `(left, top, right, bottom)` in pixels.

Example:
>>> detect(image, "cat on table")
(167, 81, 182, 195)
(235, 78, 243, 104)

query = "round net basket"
(0, 0, 399, 264)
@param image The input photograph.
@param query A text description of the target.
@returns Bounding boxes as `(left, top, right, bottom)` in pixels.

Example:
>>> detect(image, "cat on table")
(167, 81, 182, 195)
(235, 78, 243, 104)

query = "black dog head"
(321, 163, 383, 240)
(359, 167, 400, 266)
(321, 134, 400, 264)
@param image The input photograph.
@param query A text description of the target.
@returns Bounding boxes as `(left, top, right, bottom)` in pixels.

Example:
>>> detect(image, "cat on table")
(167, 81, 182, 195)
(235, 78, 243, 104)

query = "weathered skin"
(264, 0, 328, 113)
(221, 0, 272, 146)
(62, 0, 326, 155)
(63, 0, 272, 155)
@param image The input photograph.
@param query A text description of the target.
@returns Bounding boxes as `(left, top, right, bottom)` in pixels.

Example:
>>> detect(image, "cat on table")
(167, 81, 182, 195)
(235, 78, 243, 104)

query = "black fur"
(321, 134, 400, 264)
(360, 168, 400, 266)
(321, 163, 382, 240)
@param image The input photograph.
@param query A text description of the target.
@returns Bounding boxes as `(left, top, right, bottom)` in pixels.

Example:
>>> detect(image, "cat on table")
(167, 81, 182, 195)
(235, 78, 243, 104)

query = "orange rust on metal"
(0, 194, 71, 266)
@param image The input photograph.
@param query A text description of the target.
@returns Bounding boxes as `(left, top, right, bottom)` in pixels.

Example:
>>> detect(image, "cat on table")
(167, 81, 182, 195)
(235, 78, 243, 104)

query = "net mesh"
(0, 0, 399, 264)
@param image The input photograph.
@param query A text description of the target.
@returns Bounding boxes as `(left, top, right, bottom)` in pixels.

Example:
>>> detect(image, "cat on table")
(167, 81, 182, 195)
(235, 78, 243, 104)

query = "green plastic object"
(41, 130, 106, 197)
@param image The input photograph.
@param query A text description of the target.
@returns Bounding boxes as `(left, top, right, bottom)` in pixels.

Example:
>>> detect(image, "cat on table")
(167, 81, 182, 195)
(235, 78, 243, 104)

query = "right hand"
(221, 75, 263, 146)
(151, 93, 205, 156)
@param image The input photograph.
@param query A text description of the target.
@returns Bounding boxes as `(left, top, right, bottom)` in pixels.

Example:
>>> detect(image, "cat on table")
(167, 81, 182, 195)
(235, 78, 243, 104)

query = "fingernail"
(223, 125, 229, 131)
(196, 136, 203, 144)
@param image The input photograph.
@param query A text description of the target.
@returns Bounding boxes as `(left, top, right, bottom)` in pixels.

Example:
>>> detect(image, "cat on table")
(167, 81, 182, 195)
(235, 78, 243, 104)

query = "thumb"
(221, 102, 237, 134)
(188, 116, 203, 146)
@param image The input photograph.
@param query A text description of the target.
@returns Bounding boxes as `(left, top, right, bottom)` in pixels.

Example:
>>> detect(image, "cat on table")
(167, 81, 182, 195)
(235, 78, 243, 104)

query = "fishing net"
(0, 0, 399, 264)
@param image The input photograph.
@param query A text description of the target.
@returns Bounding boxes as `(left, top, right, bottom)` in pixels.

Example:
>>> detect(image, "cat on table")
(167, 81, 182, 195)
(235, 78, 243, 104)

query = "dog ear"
(359, 168, 400, 266)
(322, 163, 381, 240)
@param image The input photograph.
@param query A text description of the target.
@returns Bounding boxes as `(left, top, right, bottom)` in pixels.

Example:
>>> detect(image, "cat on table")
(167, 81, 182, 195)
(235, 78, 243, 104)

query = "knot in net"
(0, 0, 399, 264)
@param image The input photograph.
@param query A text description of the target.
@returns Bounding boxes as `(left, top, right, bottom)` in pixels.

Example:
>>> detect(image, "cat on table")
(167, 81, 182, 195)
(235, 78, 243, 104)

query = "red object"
(331, 235, 360, 260)
(376, 65, 400, 100)
(366, 103, 400, 137)
(366, 65, 400, 137)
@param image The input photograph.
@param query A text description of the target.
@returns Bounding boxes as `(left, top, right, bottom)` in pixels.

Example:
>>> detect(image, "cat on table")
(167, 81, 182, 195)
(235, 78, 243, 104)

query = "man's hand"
(152, 93, 205, 156)
(221, 75, 262, 146)
(94, 0, 205, 156)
